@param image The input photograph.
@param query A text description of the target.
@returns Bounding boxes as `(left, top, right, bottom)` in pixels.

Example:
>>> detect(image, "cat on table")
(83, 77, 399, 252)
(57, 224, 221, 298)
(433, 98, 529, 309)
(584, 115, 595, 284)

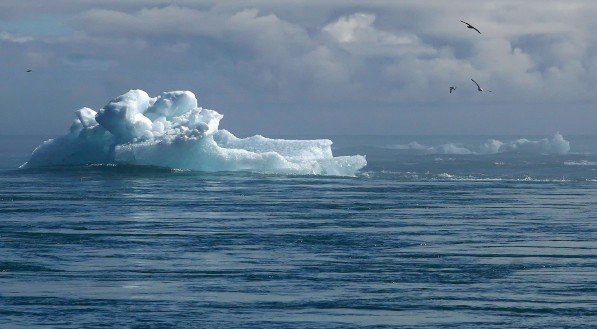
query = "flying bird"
(449, 86, 456, 94)
(26, 68, 32, 73)
(460, 20, 481, 34)
(471, 79, 492, 92)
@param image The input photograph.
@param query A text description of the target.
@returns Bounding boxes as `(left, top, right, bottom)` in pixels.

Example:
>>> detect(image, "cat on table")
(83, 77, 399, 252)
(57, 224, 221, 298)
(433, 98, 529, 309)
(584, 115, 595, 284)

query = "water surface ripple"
(1, 135, 596, 328)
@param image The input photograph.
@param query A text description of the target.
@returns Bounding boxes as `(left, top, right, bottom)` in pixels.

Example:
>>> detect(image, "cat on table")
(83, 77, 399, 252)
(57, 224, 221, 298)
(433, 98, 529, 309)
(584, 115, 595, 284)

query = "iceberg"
(495, 133, 570, 155)
(22, 90, 366, 176)
(386, 133, 570, 155)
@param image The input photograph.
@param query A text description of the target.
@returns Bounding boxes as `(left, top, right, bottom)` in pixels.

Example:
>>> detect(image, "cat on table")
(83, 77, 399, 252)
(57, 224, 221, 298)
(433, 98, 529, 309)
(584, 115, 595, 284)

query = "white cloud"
(322, 13, 435, 58)
(1, 1, 596, 135)
(0, 31, 33, 43)
(59, 2, 597, 104)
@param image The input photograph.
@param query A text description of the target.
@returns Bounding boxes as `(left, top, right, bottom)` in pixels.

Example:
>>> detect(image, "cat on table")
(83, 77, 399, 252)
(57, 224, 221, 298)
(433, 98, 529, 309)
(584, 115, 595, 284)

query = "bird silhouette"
(460, 20, 481, 34)
(471, 79, 492, 92)
(449, 86, 456, 94)
(26, 69, 32, 73)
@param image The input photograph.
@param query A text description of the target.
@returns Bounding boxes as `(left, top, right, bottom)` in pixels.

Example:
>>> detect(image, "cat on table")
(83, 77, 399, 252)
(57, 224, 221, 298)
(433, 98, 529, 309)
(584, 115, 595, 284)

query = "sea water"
(0, 134, 595, 328)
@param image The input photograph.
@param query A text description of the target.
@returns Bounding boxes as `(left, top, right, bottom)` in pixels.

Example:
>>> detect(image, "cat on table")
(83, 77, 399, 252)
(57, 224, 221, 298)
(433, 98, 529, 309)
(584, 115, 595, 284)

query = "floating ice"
(496, 133, 570, 155)
(387, 133, 570, 155)
(479, 139, 504, 154)
(95, 89, 153, 141)
(438, 143, 473, 155)
(22, 90, 367, 176)
(389, 141, 435, 153)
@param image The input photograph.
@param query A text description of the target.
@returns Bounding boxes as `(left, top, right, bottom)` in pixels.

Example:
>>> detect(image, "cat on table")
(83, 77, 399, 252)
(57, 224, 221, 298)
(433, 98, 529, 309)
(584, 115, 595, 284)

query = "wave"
(387, 133, 571, 155)
(21, 90, 366, 176)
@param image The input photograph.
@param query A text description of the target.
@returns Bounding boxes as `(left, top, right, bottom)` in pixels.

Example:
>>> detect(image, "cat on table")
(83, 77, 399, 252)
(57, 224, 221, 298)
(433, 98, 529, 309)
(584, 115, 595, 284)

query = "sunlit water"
(1, 135, 595, 328)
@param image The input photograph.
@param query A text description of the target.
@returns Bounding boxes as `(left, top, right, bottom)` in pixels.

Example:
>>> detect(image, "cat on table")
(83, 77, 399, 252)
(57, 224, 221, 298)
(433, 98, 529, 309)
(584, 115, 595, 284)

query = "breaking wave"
(22, 90, 366, 176)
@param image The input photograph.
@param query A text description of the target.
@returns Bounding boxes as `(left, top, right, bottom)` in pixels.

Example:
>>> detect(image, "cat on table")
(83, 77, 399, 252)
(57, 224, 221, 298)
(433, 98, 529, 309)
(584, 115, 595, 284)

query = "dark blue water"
(1, 135, 595, 328)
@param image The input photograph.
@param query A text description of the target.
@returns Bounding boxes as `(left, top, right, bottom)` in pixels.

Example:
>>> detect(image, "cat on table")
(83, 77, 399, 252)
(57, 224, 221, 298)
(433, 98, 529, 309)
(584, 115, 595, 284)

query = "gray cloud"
(0, 31, 34, 43)
(0, 1, 596, 136)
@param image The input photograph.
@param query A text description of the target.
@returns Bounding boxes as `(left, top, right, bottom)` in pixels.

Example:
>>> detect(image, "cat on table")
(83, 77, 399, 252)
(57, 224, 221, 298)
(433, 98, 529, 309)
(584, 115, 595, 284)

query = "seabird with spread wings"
(460, 20, 481, 34)
(471, 79, 492, 92)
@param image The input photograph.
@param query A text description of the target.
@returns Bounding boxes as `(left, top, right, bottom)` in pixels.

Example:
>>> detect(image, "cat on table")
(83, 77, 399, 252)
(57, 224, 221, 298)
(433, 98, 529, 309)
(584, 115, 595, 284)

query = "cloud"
(323, 13, 407, 45)
(0, 1, 596, 135)
(0, 31, 33, 43)
(60, 2, 597, 104)
(322, 13, 436, 58)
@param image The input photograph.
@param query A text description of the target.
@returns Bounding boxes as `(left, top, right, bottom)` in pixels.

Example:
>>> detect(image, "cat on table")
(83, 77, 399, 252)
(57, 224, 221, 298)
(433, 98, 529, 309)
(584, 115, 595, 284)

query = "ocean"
(1, 134, 595, 328)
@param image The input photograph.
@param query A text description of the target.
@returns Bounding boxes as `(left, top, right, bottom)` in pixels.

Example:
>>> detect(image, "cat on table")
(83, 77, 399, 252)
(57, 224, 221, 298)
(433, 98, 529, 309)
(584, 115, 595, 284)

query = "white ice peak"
(23, 90, 366, 176)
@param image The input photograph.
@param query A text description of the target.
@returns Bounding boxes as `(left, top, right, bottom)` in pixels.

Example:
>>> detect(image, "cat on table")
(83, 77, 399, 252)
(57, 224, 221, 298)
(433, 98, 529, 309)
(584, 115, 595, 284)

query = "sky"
(0, 0, 595, 136)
